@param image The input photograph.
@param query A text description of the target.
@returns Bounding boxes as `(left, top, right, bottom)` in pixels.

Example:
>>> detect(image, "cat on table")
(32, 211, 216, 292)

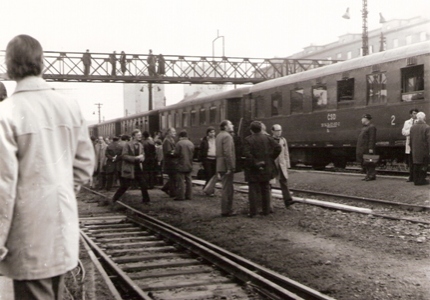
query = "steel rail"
(121, 202, 335, 300)
(80, 229, 153, 300)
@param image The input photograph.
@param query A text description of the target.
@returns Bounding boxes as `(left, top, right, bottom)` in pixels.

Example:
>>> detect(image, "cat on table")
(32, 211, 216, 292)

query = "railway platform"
(0, 275, 13, 300)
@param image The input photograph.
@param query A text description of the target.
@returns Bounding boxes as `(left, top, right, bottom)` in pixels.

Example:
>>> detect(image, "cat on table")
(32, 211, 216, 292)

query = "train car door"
(225, 97, 242, 134)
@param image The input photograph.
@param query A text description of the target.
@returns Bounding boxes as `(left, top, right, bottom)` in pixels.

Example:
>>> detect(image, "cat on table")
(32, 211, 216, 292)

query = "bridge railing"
(0, 51, 341, 84)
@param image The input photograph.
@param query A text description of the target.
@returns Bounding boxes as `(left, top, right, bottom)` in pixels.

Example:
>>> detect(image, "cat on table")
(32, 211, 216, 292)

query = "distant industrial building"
(123, 83, 165, 116)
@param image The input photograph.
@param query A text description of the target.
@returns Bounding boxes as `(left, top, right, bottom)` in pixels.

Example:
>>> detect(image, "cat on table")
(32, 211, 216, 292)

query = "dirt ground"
(77, 170, 430, 300)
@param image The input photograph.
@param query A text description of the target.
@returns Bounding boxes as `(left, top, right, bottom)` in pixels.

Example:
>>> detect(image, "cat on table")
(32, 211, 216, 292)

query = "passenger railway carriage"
(89, 41, 429, 169)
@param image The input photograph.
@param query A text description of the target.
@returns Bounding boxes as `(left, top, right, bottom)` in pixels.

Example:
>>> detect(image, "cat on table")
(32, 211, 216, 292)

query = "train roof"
(250, 41, 430, 93)
(158, 85, 252, 112)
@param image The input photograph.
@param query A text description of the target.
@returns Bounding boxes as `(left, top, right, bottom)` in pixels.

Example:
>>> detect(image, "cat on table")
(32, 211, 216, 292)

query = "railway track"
(79, 198, 335, 300)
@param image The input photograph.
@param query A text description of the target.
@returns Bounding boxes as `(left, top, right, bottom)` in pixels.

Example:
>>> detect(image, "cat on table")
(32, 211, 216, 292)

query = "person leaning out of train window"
(409, 112, 430, 186)
(104, 136, 123, 191)
(402, 108, 419, 182)
(199, 126, 217, 193)
(174, 130, 195, 201)
(356, 114, 377, 181)
(94, 136, 108, 189)
(161, 127, 178, 198)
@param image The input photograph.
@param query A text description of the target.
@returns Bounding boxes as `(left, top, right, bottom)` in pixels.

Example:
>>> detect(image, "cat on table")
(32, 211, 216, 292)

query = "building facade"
(288, 16, 429, 61)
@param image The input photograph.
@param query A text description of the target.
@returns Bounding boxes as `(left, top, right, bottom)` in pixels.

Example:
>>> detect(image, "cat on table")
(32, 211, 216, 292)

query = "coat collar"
(13, 76, 53, 95)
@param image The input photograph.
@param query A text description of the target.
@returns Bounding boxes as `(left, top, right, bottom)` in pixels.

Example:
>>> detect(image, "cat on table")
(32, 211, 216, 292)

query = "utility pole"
(94, 103, 103, 123)
(361, 0, 369, 56)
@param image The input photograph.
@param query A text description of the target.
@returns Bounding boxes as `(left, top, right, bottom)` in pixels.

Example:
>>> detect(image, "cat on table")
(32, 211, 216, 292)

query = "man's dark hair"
(219, 120, 230, 131)
(131, 129, 141, 137)
(410, 108, 419, 114)
(206, 126, 215, 135)
(142, 131, 150, 138)
(250, 121, 262, 133)
(6, 35, 44, 80)
(121, 134, 130, 141)
(179, 130, 188, 138)
(112, 136, 119, 142)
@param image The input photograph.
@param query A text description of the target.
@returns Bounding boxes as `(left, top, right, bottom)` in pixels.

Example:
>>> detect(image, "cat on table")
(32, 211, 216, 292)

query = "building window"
(347, 51, 352, 59)
(290, 89, 304, 114)
(337, 78, 355, 102)
(190, 110, 197, 126)
(420, 32, 427, 42)
(367, 73, 387, 105)
(271, 92, 282, 116)
(162, 114, 167, 129)
(209, 106, 217, 124)
(406, 35, 412, 45)
(336, 53, 342, 59)
(312, 85, 328, 111)
(182, 112, 188, 127)
(200, 108, 206, 125)
(393, 39, 399, 48)
(401, 65, 424, 102)
(369, 45, 373, 54)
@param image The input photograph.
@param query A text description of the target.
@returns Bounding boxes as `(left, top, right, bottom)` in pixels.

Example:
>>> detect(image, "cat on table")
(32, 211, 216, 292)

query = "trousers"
(13, 274, 65, 300)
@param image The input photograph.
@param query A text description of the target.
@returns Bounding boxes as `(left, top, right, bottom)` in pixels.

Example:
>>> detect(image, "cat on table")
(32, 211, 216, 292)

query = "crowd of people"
(0, 33, 429, 300)
(81, 49, 165, 77)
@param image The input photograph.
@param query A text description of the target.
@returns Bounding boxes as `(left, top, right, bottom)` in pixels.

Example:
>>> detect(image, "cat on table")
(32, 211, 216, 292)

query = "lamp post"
(94, 103, 103, 123)
(212, 30, 225, 58)
(343, 1, 386, 56)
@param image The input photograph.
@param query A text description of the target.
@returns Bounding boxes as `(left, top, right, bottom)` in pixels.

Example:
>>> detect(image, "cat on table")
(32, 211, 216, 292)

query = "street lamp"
(342, 1, 385, 56)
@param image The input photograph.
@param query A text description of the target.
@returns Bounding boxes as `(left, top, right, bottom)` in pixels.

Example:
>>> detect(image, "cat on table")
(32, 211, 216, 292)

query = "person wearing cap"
(409, 112, 430, 185)
(356, 114, 377, 181)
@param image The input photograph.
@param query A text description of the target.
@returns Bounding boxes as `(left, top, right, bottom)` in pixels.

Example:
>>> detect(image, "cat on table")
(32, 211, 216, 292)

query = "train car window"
(182, 112, 189, 127)
(366, 73, 387, 105)
(175, 112, 180, 128)
(312, 85, 328, 111)
(209, 106, 217, 123)
(337, 78, 355, 102)
(271, 92, 282, 116)
(401, 65, 424, 102)
(190, 110, 197, 126)
(200, 108, 206, 125)
(290, 89, 304, 114)
(162, 114, 167, 129)
(168, 113, 174, 128)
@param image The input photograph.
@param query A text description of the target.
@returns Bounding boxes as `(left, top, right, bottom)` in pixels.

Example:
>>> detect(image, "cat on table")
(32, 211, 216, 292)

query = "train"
(89, 41, 430, 169)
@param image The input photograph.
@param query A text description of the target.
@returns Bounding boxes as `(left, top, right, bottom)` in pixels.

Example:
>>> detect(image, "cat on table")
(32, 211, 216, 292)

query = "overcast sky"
(1, 0, 428, 123)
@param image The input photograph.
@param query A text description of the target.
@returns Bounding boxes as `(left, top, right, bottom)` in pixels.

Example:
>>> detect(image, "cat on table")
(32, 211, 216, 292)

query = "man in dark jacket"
(243, 121, 281, 217)
(141, 131, 157, 189)
(174, 131, 195, 200)
(356, 114, 377, 181)
(410, 112, 430, 185)
(112, 129, 150, 203)
(161, 127, 177, 197)
(105, 136, 123, 191)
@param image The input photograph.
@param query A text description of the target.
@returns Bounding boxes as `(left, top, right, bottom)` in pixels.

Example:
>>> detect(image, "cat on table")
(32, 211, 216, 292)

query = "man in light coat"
(174, 130, 195, 200)
(402, 108, 419, 182)
(216, 120, 236, 217)
(0, 35, 95, 299)
(271, 124, 294, 207)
